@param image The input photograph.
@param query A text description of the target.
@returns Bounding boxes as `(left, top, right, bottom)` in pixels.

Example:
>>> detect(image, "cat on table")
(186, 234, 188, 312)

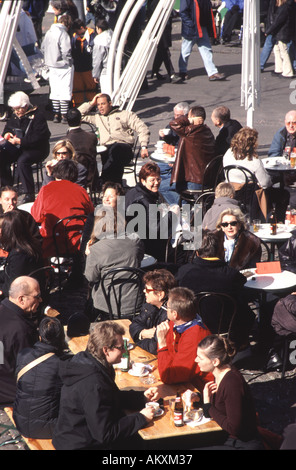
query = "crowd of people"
(1, 0, 296, 452)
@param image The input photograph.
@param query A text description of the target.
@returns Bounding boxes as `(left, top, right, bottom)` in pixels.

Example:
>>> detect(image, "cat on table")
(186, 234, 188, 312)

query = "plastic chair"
(101, 266, 145, 320)
(224, 164, 258, 218)
(196, 291, 237, 339)
(178, 155, 224, 207)
(51, 214, 88, 291)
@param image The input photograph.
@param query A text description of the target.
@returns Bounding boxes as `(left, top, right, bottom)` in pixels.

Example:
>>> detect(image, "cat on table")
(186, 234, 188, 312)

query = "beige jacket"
(78, 102, 150, 148)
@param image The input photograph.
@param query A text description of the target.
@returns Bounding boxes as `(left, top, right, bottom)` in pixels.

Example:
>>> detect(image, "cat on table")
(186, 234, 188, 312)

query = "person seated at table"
(156, 287, 213, 390)
(0, 185, 42, 245)
(0, 210, 43, 299)
(0, 91, 51, 203)
(215, 208, 262, 271)
(211, 105, 242, 156)
(13, 317, 70, 439)
(125, 162, 176, 262)
(52, 321, 159, 450)
(278, 230, 296, 273)
(84, 207, 144, 321)
(169, 105, 216, 193)
(268, 110, 296, 158)
(223, 126, 289, 221)
(195, 335, 264, 450)
(42, 139, 88, 189)
(81, 181, 125, 253)
(202, 182, 240, 231)
(129, 269, 177, 354)
(176, 231, 255, 349)
(31, 159, 94, 265)
(158, 102, 189, 206)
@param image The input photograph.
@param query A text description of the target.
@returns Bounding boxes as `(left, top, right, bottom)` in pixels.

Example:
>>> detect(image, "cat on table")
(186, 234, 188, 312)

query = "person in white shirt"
(223, 127, 289, 221)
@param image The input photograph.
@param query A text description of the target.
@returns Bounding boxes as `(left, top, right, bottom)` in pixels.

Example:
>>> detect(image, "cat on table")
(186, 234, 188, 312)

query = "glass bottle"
(120, 339, 130, 372)
(173, 391, 184, 427)
(269, 204, 277, 235)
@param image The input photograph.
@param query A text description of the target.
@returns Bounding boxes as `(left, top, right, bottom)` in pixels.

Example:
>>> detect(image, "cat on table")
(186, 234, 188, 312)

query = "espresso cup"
(145, 402, 160, 415)
(132, 362, 146, 375)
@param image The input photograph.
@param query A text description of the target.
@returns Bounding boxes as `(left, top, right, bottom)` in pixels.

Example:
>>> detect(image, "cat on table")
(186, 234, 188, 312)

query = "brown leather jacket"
(170, 115, 215, 184)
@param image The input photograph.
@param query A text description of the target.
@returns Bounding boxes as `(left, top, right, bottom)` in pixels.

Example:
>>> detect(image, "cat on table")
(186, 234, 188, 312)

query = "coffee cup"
(162, 129, 170, 135)
(145, 402, 160, 415)
(132, 362, 146, 375)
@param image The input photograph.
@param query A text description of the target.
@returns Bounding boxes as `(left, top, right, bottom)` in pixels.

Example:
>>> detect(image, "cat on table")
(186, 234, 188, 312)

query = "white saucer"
(154, 408, 164, 418)
(128, 369, 149, 377)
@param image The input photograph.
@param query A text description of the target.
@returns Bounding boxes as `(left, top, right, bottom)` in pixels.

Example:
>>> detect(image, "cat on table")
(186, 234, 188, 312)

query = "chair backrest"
(28, 266, 55, 300)
(202, 155, 224, 191)
(52, 215, 88, 258)
(101, 266, 145, 320)
(193, 191, 216, 220)
(195, 291, 237, 339)
(260, 239, 272, 262)
(224, 164, 258, 215)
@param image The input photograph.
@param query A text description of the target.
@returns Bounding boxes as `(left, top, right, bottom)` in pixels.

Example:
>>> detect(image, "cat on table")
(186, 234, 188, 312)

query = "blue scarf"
(173, 315, 206, 334)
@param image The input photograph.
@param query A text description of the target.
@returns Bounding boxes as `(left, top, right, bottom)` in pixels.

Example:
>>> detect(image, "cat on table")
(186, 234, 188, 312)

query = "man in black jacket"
(0, 92, 50, 203)
(0, 276, 40, 405)
(211, 105, 242, 156)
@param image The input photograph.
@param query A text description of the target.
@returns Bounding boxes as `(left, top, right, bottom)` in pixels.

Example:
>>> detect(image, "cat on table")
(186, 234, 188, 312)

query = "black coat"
(215, 119, 242, 156)
(52, 351, 147, 450)
(3, 105, 50, 158)
(279, 230, 296, 273)
(13, 342, 70, 439)
(129, 302, 167, 354)
(0, 298, 38, 405)
(176, 257, 254, 345)
(125, 183, 170, 261)
(66, 127, 98, 185)
(265, 0, 295, 43)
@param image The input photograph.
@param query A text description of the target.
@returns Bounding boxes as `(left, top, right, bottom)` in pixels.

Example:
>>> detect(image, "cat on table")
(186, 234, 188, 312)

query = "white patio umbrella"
(241, 0, 261, 128)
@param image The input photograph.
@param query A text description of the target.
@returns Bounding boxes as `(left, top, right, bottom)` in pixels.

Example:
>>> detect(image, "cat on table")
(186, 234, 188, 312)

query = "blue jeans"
(158, 163, 179, 205)
(178, 27, 218, 76)
(260, 35, 276, 70)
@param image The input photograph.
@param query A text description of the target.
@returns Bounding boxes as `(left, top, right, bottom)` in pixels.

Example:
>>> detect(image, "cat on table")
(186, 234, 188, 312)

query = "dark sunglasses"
(221, 221, 238, 228)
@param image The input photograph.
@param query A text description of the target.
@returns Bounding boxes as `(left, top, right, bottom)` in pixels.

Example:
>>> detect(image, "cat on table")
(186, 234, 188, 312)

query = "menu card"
(256, 261, 281, 274)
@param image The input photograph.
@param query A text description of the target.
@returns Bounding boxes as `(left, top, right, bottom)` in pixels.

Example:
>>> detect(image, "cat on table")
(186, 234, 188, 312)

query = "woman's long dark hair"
(0, 210, 41, 260)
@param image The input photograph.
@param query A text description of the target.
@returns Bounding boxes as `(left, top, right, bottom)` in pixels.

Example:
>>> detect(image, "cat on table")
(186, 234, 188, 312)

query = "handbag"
(16, 352, 55, 382)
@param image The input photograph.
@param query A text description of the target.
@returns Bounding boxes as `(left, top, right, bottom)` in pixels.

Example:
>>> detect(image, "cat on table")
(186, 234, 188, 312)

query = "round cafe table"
(250, 223, 294, 260)
(262, 157, 296, 189)
(150, 151, 176, 165)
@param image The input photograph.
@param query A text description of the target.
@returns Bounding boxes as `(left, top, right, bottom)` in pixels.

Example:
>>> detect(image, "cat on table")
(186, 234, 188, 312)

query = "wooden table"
(66, 320, 222, 443)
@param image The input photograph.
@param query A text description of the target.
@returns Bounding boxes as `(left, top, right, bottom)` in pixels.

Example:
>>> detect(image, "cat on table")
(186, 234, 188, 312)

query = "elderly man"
(0, 91, 50, 203)
(269, 110, 296, 157)
(0, 276, 41, 405)
(158, 102, 189, 205)
(79, 93, 150, 184)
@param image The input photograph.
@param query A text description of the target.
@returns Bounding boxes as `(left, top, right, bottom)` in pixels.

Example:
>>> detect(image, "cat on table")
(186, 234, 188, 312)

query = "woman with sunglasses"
(215, 207, 261, 271)
(129, 269, 177, 354)
(42, 139, 88, 188)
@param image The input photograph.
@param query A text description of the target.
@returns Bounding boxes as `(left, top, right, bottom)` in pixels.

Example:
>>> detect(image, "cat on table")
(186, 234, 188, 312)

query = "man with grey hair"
(158, 102, 190, 205)
(0, 276, 41, 404)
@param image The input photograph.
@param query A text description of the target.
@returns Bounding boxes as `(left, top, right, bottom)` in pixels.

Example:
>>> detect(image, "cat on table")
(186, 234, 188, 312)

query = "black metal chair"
(28, 265, 55, 301)
(101, 266, 145, 320)
(123, 138, 141, 185)
(12, 161, 44, 193)
(196, 292, 237, 340)
(224, 165, 258, 218)
(178, 155, 224, 207)
(193, 191, 216, 221)
(281, 333, 296, 379)
(51, 214, 88, 291)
